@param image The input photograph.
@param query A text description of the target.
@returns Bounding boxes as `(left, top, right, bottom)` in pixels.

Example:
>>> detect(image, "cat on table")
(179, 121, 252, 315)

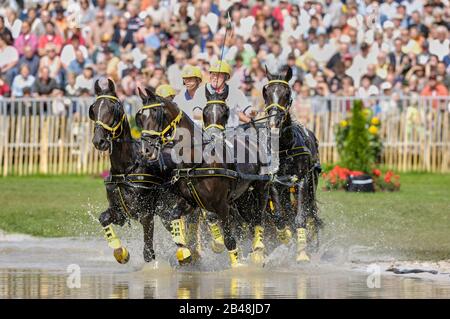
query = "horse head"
(263, 65, 293, 129)
(89, 78, 125, 151)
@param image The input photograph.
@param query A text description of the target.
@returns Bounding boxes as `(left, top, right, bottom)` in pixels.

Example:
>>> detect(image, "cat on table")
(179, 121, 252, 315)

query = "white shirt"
(191, 84, 250, 128)
(0, 46, 18, 68)
(429, 39, 450, 61)
(173, 88, 201, 126)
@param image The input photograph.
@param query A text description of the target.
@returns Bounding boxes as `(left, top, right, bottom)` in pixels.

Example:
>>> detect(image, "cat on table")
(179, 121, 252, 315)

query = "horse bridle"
(89, 94, 126, 141)
(203, 100, 229, 131)
(263, 80, 293, 122)
(137, 102, 183, 146)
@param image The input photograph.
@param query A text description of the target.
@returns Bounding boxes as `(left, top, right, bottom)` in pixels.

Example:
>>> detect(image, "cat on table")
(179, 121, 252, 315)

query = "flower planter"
(345, 174, 375, 193)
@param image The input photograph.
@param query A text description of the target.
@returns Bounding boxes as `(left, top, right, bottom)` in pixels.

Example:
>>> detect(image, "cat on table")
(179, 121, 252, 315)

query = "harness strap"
(279, 146, 312, 158)
(173, 167, 239, 180)
(141, 110, 183, 145)
(117, 186, 133, 221)
(186, 181, 206, 210)
(264, 103, 287, 112)
(104, 173, 163, 186)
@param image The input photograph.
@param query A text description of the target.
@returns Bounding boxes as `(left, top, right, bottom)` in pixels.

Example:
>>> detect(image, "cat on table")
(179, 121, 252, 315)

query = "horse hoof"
(144, 249, 156, 263)
(211, 240, 225, 254)
(296, 250, 310, 263)
(277, 227, 292, 245)
(176, 247, 192, 265)
(114, 247, 130, 264)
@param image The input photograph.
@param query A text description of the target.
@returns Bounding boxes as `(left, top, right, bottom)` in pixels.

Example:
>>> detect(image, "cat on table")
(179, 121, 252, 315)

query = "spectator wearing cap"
(38, 21, 63, 56)
(92, 34, 117, 64)
(53, 5, 68, 39)
(241, 74, 264, 118)
(173, 65, 203, 122)
(14, 21, 38, 56)
(178, 32, 195, 59)
(33, 66, 58, 97)
(11, 64, 35, 97)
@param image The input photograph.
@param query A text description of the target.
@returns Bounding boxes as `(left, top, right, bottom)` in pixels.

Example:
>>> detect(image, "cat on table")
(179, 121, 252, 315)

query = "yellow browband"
(204, 123, 225, 131)
(206, 100, 227, 105)
(96, 95, 120, 102)
(267, 80, 289, 86)
(95, 95, 124, 139)
(264, 80, 290, 113)
(141, 110, 183, 145)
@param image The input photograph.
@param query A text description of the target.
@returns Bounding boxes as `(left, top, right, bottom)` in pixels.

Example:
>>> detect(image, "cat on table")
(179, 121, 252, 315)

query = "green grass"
(0, 175, 107, 237)
(0, 173, 449, 260)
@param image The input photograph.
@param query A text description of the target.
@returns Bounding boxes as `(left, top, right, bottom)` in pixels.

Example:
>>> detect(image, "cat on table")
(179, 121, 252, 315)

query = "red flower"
(372, 169, 381, 177)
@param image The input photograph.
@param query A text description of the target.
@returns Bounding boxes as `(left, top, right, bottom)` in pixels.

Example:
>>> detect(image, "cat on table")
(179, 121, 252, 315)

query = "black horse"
(89, 78, 172, 264)
(136, 87, 262, 267)
(202, 86, 273, 264)
(263, 66, 323, 262)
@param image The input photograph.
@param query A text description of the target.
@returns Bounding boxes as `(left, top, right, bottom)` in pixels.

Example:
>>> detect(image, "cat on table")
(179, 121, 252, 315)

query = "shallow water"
(1, 233, 450, 299)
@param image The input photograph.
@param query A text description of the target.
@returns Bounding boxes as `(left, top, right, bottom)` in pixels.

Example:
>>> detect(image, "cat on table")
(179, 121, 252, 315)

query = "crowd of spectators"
(0, 0, 449, 116)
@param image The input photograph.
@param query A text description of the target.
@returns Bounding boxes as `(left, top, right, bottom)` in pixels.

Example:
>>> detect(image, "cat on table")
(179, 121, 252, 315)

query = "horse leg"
(249, 183, 269, 265)
(216, 201, 242, 268)
(305, 170, 322, 254)
(203, 209, 225, 254)
(270, 185, 293, 244)
(168, 198, 193, 265)
(295, 174, 313, 262)
(99, 207, 130, 264)
(184, 206, 203, 261)
(140, 213, 156, 263)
